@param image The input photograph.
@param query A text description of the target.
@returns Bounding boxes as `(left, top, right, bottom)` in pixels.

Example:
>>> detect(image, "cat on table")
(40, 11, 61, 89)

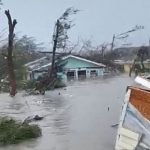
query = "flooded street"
(0, 75, 134, 150)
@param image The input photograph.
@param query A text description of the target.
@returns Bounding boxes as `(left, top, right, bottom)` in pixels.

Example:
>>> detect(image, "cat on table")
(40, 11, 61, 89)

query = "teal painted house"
(60, 55, 106, 80)
(25, 55, 106, 81)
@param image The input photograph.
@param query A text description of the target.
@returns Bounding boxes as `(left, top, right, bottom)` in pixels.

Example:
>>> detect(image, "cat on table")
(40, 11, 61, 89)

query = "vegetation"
(0, 5, 148, 94)
(129, 46, 149, 76)
(0, 117, 41, 145)
(5, 10, 17, 96)
(17, 80, 36, 90)
(28, 7, 79, 93)
(50, 7, 79, 80)
(0, 35, 44, 92)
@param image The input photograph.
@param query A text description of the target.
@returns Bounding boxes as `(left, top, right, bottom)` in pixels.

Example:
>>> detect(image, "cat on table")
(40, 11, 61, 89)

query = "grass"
(0, 117, 41, 145)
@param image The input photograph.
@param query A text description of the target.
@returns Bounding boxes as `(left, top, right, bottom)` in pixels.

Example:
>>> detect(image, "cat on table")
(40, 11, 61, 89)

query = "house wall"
(124, 64, 132, 73)
(60, 57, 105, 81)
(98, 68, 105, 76)
(62, 68, 104, 81)
(29, 57, 105, 81)
(86, 68, 104, 77)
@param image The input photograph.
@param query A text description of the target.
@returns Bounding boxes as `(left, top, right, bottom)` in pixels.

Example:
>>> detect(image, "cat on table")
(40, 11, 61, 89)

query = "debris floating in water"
(108, 107, 110, 111)
(111, 124, 119, 127)
(23, 115, 44, 124)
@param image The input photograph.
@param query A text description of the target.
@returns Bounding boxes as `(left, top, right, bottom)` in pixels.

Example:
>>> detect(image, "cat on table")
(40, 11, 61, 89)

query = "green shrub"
(17, 80, 36, 90)
(0, 117, 41, 145)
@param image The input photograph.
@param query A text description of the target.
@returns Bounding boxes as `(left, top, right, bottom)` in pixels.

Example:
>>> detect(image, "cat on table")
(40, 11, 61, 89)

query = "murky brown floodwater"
(0, 74, 134, 150)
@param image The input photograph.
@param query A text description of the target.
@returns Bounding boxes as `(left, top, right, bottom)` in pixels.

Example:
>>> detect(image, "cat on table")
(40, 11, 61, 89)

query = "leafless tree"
(5, 10, 17, 96)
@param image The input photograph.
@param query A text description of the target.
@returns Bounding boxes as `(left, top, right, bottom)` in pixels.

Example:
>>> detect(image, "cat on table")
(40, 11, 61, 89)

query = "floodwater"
(0, 75, 134, 150)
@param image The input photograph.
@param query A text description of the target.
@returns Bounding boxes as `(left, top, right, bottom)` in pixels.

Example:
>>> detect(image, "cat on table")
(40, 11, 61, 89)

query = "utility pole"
(111, 25, 144, 51)
(110, 25, 144, 61)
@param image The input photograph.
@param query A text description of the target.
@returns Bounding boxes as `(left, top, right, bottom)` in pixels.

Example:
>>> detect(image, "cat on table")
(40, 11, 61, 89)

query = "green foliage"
(15, 66, 27, 81)
(15, 35, 44, 52)
(0, 117, 41, 145)
(0, 53, 7, 80)
(0, 79, 9, 92)
(13, 36, 44, 70)
(53, 7, 79, 49)
(17, 80, 36, 90)
(0, 78, 36, 92)
(0, 35, 45, 86)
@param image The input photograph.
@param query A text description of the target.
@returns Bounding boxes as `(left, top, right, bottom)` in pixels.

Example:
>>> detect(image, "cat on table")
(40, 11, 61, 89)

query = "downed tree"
(0, 117, 41, 145)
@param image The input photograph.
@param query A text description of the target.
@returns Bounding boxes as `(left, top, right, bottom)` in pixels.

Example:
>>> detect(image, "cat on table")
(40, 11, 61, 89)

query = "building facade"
(25, 55, 106, 81)
(61, 55, 105, 80)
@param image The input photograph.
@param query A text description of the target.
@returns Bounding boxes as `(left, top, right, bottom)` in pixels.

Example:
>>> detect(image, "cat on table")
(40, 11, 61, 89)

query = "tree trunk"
(50, 20, 59, 79)
(140, 57, 145, 71)
(5, 10, 17, 96)
(7, 55, 16, 96)
(129, 59, 136, 77)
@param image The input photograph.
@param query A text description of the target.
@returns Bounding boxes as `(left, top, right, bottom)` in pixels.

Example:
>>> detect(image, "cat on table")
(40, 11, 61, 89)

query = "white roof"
(25, 57, 47, 67)
(33, 62, 52, 71)
(62, 55, 106, 67)
(27, 54, 106, 71)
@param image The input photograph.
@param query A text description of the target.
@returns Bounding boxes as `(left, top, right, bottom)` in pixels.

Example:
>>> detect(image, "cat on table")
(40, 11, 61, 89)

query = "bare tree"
(5, 10, 17, 96)
(100, 43, 108, 63)
(63, 39, 80, 54)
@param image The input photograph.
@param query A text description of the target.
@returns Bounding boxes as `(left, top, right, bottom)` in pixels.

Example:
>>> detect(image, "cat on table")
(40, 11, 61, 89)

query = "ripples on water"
(0, 75, 134, 150)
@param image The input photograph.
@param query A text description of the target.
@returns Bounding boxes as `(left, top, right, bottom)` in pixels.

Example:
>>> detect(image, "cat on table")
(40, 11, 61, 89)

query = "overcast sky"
(0, 0, 150, 49)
